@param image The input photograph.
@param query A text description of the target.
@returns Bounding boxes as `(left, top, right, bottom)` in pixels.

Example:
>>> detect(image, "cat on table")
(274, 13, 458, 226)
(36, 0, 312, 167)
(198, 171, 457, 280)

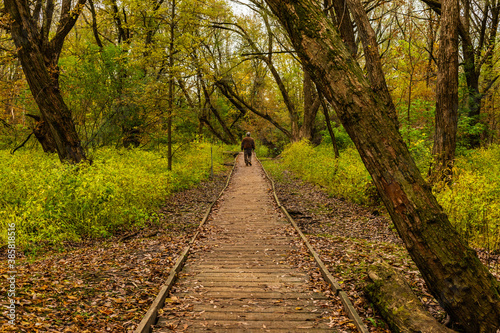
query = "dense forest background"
(1, 0, 499, 252)
(1, 0, 500, 331)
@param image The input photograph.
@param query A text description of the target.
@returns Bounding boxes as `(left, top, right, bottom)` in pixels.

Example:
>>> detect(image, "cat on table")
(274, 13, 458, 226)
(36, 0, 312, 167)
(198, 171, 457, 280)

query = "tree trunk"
(428, 0, 459, 184)
(480, 1, 500, 145)
(215, 80, 293, 139)
(326, 0, 357, 57)
(5, 0, 87, 164)
(366, 261, 454, 333)
(462, 38, 482, 149)
(345, 0, 399, 128)
(300, 70, 321, 141)
(320, 96, 340, 158)
(422, 0, 500, 150)
(26, 114, 57, 153)
(201, 78, 237, 144)
(167, 0, 176, 171)
(199, 116, 231, 145)
(263, 1, 500, 331)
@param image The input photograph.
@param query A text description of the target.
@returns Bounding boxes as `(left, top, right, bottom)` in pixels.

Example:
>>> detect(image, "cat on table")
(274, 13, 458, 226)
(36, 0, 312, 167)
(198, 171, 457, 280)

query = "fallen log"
(366, 261, 454, 333)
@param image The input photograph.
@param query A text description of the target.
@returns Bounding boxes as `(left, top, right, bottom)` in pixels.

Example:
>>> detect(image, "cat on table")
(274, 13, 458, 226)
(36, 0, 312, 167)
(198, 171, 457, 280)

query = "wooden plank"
(185, 263, 287, 268)
(160, 311, 324, 321)
(149, 156, 349, 333)
(258, 160, 370, 333)
(194, 251, 287, 255)
(134, 156, 239, 333)
(155, 326, 332, 333)
(183, 268, 296, 273)
(154, 318, 333, 330)
(177, 291, 328, 299)
(191, 304, 332, 313)
(189, 275, 308, 282)
(176, 284, 304, 293)
(178, 281, 304, 288)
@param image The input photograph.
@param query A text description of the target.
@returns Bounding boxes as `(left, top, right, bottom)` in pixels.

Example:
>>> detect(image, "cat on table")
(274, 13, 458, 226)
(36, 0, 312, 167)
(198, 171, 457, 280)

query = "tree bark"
(263, 1, 500, 331)
(300, 70, 321, 141)
(5, 0, 87, 164)
(88, 0, 103, 49)
(462, 35, 482, 148)
(26, 114, 57, 153)
(428, 0, 459, 184)
(366, 261, 454, 333)
(345, 0, 399, 129)
(320, 96, 340, 158)
(421, 0, 500, 149)
(167, 0, 176, 171)
(326, 0, 357, 57)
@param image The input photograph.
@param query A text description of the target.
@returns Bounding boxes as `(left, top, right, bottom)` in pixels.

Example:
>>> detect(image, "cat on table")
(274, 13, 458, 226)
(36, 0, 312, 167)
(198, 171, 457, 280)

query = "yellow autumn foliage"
(265, 141, 500, 251)
(0, 143, 225, 252)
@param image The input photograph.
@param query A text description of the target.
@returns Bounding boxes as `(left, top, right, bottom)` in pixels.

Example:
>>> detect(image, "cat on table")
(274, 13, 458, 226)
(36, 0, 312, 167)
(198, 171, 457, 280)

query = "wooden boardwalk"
(152, 154, 338, 332)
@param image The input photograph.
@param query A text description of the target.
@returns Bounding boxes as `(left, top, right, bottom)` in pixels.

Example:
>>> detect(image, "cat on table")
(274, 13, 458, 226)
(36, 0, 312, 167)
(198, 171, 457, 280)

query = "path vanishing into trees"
(149, 154, 352, 332)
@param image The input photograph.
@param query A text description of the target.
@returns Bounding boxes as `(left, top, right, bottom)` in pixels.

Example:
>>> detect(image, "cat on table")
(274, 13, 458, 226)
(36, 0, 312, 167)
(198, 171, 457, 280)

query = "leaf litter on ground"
(0, 171, 230, 332)
(270, 168, 500, 332)
(3, 162, 499, 332)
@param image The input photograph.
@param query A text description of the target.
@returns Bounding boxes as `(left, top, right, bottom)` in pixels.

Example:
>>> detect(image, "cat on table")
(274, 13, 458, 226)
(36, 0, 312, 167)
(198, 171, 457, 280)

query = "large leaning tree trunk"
(428, 0, 459, 184)
(345, 0, 399, 129)
(263, 1, 500, 332)
(5, 0, 87, 164)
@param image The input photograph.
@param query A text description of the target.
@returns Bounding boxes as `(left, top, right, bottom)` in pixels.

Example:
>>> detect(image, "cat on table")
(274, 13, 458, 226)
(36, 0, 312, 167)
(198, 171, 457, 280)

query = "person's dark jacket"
(241, 137, 255, 150)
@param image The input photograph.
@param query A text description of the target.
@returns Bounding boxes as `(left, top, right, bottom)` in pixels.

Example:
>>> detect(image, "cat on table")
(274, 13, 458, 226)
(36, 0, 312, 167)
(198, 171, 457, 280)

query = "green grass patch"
(0, 143, 226, 252)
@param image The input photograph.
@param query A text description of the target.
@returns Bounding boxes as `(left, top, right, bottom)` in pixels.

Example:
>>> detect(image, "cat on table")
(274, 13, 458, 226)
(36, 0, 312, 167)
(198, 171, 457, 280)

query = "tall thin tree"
(429, 0, 459, 183)
(263, 0, 500, 331)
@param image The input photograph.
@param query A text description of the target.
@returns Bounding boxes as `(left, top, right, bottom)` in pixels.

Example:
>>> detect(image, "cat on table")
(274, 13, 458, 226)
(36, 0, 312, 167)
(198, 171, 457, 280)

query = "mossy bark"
(263, 1, 500, 332)
(366, 261, 453, 333)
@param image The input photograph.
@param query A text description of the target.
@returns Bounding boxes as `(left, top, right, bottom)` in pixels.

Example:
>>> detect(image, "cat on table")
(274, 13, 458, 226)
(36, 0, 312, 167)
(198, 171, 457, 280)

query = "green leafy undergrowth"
(265, 141, 374, 205)
(265, 141, 500, 251)
(435, 145, 500, 251)
(0, 143, 225, 252)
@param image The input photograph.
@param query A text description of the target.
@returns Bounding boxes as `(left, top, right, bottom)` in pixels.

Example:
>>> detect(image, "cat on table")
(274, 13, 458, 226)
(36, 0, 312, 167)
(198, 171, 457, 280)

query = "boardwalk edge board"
(258, 156, 370, 333)
(134, 156, 237, 333)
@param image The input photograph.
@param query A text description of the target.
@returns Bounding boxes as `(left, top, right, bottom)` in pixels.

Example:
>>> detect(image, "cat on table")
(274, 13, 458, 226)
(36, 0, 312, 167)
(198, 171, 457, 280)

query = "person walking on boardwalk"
(241, 132, 255, 166)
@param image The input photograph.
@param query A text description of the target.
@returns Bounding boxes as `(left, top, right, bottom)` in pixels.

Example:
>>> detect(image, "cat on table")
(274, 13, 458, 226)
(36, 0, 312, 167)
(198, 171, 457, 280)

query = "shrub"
(269, 140, 373, 205)
(435, 145, 500, 251)
(264, 141, 500, 251)
(320, 125, 353, 151)
(0, 143, 225, 252)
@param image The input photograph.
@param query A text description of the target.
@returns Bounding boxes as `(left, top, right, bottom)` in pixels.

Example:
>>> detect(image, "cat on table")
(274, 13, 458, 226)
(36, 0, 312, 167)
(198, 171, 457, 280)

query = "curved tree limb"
(11, 131, 33, 154)
(215, 80, 292, 139)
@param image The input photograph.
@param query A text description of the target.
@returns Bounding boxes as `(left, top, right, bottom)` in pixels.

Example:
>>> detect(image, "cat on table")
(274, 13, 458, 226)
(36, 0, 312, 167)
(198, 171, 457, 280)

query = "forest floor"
(2, 159, 499, 332)
(269, 166, 500, 331)
(0, 169, 231, 333)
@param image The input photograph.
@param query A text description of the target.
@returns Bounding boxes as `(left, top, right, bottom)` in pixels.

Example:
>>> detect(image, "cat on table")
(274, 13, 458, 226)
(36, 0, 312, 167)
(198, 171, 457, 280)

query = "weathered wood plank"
(155, 318, 333, 330)
(177, 291, 328, 299)
(150, 154, 357, 333)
